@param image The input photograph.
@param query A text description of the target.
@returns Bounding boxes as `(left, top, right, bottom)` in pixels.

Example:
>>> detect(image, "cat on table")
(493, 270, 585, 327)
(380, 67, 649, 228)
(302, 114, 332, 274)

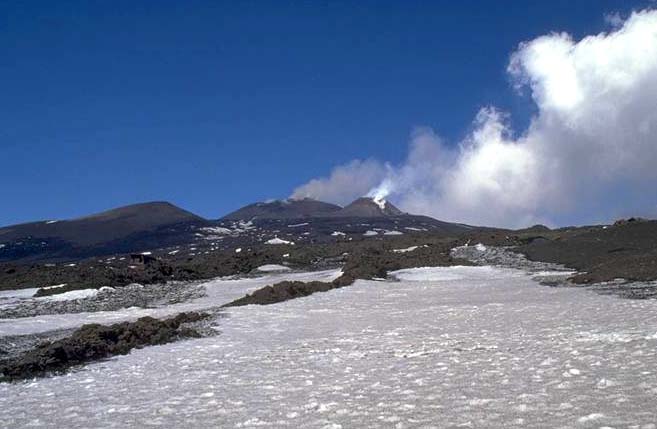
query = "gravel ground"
(0, 281, 207, 319)
(450, 243, 569, 273)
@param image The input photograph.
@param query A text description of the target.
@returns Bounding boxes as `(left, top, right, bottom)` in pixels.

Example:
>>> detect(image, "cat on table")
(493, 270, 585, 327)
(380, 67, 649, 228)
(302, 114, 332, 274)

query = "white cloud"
(292, 10, 657, 227)
(290, 159, 387, 206)
(604, 12, 624, 28)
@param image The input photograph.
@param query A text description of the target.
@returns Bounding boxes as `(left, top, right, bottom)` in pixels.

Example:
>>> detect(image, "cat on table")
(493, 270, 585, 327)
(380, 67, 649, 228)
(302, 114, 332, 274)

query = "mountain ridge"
(0, 197, 474, 263)
(222, 198, 341, 220)
(0, 202, 208, 263)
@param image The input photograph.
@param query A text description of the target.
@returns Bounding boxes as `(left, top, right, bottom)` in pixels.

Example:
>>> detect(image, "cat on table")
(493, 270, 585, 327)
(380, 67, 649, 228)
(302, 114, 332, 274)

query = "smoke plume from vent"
(291, 10, 657, 227)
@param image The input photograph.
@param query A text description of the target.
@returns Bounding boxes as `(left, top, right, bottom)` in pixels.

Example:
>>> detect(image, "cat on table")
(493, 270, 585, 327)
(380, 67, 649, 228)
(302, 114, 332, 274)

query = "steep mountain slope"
(222, 198, 341, 220)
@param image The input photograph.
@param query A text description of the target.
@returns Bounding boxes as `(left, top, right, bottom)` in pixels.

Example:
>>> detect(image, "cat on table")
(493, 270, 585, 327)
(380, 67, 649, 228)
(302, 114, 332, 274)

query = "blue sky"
(0, 0, 653, 226)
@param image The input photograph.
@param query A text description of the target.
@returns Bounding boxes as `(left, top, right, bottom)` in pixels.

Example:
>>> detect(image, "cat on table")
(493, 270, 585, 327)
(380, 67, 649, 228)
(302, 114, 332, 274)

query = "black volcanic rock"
(0, 312, 209, 380)
(222, 198, 342, 220)
(330, 197, 404, 217)
(223, 280, 338, 307)
(517, 220, 657, 284)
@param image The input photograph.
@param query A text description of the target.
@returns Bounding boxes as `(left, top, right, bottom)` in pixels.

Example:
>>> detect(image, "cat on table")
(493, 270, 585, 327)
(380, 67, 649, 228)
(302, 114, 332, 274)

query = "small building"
(130, 253, 157, 265)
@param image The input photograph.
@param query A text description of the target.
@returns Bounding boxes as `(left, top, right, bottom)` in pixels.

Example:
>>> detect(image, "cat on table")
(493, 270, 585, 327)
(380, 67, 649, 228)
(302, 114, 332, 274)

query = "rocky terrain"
(0, 197, 476, 264)
(2, 197, 657, 384)
(0, 311, 212, 381)
(223, 280, 340, 307)
(0, 281, 208, 319)
(516, 218, 657, 284)
(3, 198, 657, 303)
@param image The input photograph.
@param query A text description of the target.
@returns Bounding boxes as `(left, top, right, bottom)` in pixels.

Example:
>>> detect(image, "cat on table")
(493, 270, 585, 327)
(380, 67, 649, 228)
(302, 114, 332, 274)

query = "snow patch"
(0, 288, 40, 303)
(38, 289, 99, 302)
(200, 226, 232, 235)
(256, 264, 291, 272)
(41, 283, 67, 290)
(265, 237, 294, 245)
(390, 265, 521, 282)
(392, 245, 427, 253)
(577, 413, 605, 423)
(237, 220, 256, 231)
(363, 230, 378, 236)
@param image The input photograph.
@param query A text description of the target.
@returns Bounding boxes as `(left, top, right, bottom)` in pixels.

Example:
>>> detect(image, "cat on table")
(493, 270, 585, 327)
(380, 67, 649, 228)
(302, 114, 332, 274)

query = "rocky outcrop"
(0, 312, 209, 381)
(223, 281, 338, 307)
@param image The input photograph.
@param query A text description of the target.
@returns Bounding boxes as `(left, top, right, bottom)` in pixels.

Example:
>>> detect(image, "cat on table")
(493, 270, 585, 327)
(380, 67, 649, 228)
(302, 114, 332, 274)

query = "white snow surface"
(0, 269, 341, 337)
(0, 288, 39, 307)
(265, 237, 294, 245)
(391, 245, 427, 253)
(37, 288, 99, 302)
(41, 283, 67, 291)
(390, 265, 506, 282)
(256, 264, 291, 272)
(363, 230, 378, 236)
(0, 288, 38, 300)
(2, 266, 657, 427)
(200, 226, 232, 235)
